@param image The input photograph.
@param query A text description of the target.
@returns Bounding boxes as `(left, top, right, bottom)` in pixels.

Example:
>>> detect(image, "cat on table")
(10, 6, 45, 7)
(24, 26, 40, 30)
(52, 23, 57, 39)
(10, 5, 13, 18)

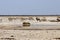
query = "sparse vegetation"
(23, 22, 30, 27)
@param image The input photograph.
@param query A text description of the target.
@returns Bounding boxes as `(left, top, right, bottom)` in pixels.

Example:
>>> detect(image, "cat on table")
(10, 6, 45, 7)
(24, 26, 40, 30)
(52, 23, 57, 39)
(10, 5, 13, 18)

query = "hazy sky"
(0, 0, 60, 15)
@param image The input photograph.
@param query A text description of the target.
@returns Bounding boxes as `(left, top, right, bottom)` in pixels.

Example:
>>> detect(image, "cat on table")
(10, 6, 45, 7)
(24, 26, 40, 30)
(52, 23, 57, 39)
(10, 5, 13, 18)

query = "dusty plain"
(0, 30, 60, 40)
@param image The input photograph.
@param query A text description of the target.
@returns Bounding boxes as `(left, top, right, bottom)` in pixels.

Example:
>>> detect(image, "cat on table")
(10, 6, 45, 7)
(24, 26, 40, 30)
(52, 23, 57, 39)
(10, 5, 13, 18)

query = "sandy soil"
(0, 30, 60, 40)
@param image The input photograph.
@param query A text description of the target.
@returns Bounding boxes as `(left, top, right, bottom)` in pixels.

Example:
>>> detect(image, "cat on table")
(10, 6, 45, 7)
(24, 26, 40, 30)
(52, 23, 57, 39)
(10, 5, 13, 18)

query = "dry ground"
(0, 30, 60, 40)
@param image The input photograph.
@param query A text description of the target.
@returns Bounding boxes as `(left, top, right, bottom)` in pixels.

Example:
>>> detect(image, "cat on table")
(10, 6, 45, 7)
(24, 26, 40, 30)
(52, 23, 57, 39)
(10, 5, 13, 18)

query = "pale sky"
(0, 0, 60, 15)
